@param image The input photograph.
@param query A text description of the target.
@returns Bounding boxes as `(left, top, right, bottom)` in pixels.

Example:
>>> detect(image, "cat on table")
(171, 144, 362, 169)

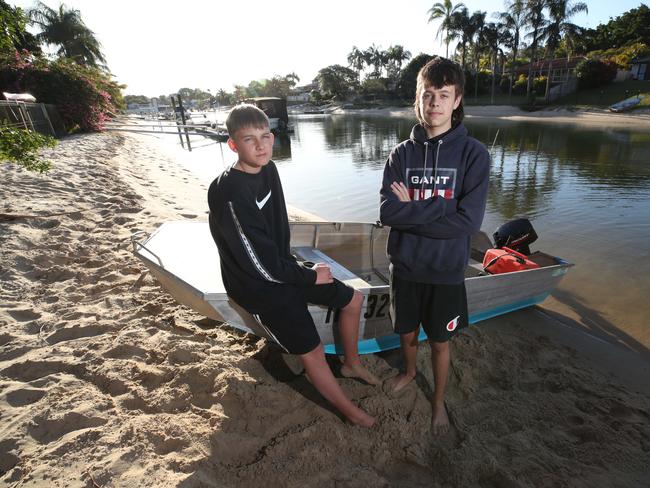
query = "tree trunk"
(491, 50, 497, 104)
(526, 28, 538, 98)
(461, 43, 466, 70)
(544, 59, 552, 101)
(526, 47, 536, 98)
(508, 46, 518, 101)
(445, 29, 449, 59)
(474, 52, 480, 100)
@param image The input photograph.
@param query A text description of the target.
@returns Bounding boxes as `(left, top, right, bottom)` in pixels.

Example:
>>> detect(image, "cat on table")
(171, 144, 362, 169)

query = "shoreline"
(320, 104, 650, 129)
(1, 132, 648, 486)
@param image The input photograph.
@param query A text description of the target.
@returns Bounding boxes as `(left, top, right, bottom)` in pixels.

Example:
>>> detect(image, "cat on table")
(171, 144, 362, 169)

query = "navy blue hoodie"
(379, 122, 490, 284)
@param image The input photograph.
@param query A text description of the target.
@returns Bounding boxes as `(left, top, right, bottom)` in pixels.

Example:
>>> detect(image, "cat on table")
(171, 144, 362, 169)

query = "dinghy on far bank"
(131, 220, 572, 354)
(609, 95, 642, 113)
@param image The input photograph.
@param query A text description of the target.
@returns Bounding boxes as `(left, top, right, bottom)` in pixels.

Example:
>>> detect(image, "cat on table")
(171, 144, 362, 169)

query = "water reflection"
(272, 114, 650, 350)
(272, 133, 292, 161)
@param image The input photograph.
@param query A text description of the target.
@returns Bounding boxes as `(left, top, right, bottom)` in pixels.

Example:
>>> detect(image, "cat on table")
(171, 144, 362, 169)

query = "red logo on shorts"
(446, 315, 460, 331)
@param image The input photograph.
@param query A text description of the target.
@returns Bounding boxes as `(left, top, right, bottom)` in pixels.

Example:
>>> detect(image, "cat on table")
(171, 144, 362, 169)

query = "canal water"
(161, 113, 650, 353)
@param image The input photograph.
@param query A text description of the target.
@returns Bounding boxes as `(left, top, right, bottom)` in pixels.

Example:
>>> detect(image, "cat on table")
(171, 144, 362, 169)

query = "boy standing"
(208, 104, 378, 427)
(379, 57, 490, 435)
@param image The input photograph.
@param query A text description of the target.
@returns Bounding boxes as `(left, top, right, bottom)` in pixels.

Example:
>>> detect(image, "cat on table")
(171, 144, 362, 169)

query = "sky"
(11, 0, 647, 96)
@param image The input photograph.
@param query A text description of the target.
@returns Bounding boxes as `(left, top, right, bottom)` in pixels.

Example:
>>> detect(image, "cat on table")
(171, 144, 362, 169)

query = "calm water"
(165, 114, 650, 353)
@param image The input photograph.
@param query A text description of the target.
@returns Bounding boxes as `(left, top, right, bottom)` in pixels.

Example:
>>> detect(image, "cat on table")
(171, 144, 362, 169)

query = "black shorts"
(389, 273, 468, 342)
(253, 279, 354, 355)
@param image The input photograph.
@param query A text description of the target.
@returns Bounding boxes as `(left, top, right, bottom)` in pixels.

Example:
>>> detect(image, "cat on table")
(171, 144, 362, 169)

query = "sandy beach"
(1, 132, 649, 487)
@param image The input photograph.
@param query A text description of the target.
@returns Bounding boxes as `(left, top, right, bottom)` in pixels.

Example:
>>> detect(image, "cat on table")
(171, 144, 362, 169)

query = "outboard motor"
(493, 218, 538, 255)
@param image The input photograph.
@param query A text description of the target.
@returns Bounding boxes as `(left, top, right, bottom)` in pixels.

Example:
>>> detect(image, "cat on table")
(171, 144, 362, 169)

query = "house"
(287, 82, 318, 103)
(505, 56, 587, 83)
(631, 56, 650, 80)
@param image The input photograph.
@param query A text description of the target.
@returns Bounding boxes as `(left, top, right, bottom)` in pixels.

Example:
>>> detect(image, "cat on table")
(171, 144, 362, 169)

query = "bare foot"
(340, 363, 380, 386)
(389, 372, 415, 394)
(346, 408, 376, 428)
(431, 400, 450, 436)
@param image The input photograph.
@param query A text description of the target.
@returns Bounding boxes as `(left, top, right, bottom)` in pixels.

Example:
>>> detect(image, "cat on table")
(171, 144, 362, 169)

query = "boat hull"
(133, 221, 572, 354)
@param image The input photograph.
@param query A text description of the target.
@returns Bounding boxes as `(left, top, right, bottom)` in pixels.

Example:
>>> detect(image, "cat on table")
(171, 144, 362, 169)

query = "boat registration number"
(323, 293, 389, 324)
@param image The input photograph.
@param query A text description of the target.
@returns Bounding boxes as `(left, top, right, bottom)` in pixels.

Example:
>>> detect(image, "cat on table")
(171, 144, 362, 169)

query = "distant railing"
(0, 100, 67, 138)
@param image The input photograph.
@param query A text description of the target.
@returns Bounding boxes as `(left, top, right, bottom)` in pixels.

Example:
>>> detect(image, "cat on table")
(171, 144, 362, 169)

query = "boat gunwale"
(132, 220, 573, 303)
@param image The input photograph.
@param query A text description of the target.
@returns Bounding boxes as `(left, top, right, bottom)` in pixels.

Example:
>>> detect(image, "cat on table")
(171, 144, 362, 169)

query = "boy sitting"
(380, 57, 490, 435)
(208, 104, 378, 427)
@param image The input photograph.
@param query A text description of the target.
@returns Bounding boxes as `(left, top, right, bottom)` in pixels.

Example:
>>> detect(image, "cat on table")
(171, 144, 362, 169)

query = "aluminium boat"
(131, 221, 572, 354)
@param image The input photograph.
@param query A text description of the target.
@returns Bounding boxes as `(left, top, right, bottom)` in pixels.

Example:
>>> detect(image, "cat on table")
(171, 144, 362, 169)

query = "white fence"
(0, 100, 66, 137)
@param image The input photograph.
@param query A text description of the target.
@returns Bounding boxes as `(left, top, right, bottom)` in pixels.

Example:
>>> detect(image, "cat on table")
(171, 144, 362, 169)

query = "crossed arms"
(379, 149, 490, 239)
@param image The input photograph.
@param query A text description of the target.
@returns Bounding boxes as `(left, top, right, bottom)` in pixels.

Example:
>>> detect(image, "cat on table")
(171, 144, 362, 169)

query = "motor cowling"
(493, 218, 538, 255)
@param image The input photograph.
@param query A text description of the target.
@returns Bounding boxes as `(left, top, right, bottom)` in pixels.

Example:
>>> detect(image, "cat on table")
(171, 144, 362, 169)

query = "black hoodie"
(379, 122, 490, 284)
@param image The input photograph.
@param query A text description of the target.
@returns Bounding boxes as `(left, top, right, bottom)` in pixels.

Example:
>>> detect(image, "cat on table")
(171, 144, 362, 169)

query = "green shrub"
(0, 124, 56, 172)
(513, 74, 528, 94)
(397, 54, 433, 99)
(576, 58, 618, 89)
(588, 42, 650, 70)
(464, 70, 492, 96)
(361, 78, 389, 95)
(533, 75, 547, 94)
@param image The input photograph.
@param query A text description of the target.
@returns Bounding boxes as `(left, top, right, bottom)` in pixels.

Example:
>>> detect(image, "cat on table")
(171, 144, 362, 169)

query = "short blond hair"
(226, 104, 269, 137)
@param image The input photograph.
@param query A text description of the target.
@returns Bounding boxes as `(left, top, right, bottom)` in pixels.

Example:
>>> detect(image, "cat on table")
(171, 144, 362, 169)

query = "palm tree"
(347, 46, 366, 82)
(498, 0, 527, 99)
(448, 7, 472, 69)
(28, 1, 105, 67)
(539, 0, 588, 100)
(385, 45, 412, 79)
(483, 23, 501, 104)
(524, 0, 547, 98)
(427, 0, 466, 58)
(365, 44, 387, 78)
(469, 11, 487, 100)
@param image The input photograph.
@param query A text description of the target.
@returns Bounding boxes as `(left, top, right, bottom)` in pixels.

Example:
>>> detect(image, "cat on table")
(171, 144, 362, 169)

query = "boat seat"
(291, 246, 372, 291)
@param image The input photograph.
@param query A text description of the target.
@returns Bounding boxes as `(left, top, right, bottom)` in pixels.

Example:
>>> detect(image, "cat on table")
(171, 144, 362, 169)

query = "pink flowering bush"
(0, 50, 124, 132)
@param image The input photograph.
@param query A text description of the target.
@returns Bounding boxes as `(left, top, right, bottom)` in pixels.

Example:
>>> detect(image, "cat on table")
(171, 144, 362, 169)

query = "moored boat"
(131, 221, 572, 354)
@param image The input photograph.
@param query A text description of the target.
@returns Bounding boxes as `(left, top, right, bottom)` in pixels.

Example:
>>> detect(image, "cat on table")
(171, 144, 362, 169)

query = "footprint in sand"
(7, 309, 41, 322)
(568, 425, 605, 444)
(154, 436, 189, 455)
(45, 324, 110, 345)
(0, 332, 14, 346)
(167, 347, 200, 364)
(32, 219, 60, 229)
(180, 214, 197, 219)
(607, 399, 649, 424)
(5, 387, 47, 407)
(0, 439, 20, 474)
(28, 411, 107, 444)
(0, 345, 32, 362)
(102, 343, 148, 360)
(1, 359, 70, 382)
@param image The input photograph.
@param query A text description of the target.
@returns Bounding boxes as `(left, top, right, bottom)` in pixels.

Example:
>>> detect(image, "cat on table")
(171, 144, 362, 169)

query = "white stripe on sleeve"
(228, 201, 283, 283)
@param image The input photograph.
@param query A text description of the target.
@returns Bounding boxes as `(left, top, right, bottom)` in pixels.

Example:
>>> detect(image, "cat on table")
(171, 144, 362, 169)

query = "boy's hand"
(313, 263, 333, 284)
(391, 181, 411, 202)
